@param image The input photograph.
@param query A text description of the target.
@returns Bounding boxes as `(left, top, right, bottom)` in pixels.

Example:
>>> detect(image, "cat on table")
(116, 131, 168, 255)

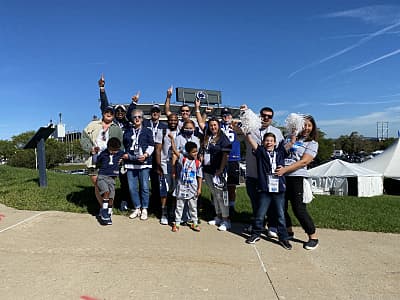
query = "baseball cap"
(103, 105, 115, 114)
(151, 104, 161, 113)
(114, 104, 127, 112)
(220, 107, 231, 116)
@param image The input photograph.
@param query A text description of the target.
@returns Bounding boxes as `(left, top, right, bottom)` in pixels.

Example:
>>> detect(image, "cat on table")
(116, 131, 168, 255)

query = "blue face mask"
(182, 129, 194, 137)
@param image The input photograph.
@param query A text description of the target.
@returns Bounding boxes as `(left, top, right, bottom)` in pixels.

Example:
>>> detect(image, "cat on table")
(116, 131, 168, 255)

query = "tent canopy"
(308, 159, 383, 197)
(361, 138, 400, 179)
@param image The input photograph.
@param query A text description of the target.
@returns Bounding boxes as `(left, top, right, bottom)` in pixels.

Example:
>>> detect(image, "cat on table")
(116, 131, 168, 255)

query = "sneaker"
(140, 208, 148, 220)
(267, 229, 278, 239)
(171, 223, 179, 232)
(304, 239, 319, 250)
(99, 209, 111, 225)
(120, 201, 128, 211)
(246, 234, 261, 244)
(106, 216, 113, 225)
(208, 217, 222, 226)
(190, 223, 201, 232)
(129, 208, 141, 219)
(160, 215, 168, 225)
(279, 239, 292, 250)
(217, 220, 231, 231)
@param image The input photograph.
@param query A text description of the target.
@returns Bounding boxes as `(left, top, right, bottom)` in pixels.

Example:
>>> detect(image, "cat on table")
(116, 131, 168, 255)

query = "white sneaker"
(218, 220, 231, 231)
(160, 215, 168, 225)
(129, 208, 141, 219)
(208, 217, 222, 226)
(267, 230, 278, 239)
(140, 208, 148, 220)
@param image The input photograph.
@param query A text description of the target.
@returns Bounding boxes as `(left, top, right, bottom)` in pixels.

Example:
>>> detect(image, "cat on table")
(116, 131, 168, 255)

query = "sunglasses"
(132, 115, 142, 119)
(222, 114, 231, 117)
(101, 131, 107, 141)
(181, 110, 190, 113)
(261, 114, 273, 119)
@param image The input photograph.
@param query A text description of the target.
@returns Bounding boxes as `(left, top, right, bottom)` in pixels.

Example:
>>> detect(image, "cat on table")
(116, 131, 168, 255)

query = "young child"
(244, 132, 292, 250)
(168, 133, 202, 232)
(92, 137, 124, 225)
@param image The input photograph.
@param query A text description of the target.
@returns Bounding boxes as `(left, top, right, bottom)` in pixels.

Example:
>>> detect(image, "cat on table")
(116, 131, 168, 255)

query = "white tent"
(361, 138, 400, 179)
(308, 159, 383, 197)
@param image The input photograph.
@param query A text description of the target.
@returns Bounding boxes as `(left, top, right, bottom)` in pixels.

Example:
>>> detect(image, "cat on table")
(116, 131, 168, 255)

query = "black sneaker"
(246, 234, 260, 244)
(304, 239, 319, 250)
(279, 239, 292, 250)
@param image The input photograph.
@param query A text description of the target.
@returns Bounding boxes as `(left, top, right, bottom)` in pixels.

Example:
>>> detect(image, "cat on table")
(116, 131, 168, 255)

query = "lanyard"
(267, 151, 276, 173)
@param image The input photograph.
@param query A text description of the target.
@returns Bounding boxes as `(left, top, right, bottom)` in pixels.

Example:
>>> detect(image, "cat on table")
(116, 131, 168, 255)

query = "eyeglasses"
(181, 110, 190, 113)
(132, 115, 142, 119)
(261, 114, 273, 119)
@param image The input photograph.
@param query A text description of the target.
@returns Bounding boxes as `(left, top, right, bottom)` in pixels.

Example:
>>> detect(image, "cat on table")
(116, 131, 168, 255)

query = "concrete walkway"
(0, 203, 399, 300)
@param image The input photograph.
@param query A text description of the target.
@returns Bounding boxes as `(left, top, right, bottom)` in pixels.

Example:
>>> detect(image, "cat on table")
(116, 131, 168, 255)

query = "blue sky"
(1, 1, 400, 140)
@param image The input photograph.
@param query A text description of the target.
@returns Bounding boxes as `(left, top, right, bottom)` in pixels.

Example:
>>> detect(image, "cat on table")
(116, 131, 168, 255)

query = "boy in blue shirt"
(92, 137, 125, 225)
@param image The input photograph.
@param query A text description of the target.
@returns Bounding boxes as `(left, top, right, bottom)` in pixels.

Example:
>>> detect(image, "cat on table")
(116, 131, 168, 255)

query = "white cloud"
(322, 5, 400, 25)
(318, 106, 400, 137)
(346, 48, 400, 72)
(289, 9, 400, 78)
(324, 99, 400, 106)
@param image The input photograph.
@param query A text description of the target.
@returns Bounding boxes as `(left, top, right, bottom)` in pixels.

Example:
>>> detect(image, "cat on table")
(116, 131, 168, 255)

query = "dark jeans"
(253, 191, 289, 240)
(118, 172, 131, 205)
(246, 177, 277, 226)
(285, 176, 316, 235)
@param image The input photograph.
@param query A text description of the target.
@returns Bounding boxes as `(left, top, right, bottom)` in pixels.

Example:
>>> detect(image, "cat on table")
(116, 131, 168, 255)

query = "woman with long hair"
(275, 115, 319, 250)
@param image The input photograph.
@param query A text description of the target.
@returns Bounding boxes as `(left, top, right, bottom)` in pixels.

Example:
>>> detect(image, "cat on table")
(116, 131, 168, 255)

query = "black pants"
(285, 176, 316, 235)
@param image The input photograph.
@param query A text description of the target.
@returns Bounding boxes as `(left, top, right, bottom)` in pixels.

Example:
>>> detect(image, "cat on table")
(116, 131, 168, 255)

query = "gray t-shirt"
(173, 153, 203, 200)
(175, 134, 201, 155)
(155, 129, 179, 174)
(284, 139, 318, 177)
(245, 125, 284, 179)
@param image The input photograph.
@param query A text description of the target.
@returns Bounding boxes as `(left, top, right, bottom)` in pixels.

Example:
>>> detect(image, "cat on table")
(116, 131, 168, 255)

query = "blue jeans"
(253, 191, 289, 240)
(246, 177, 277, 228)
(127, 168, 150, 209)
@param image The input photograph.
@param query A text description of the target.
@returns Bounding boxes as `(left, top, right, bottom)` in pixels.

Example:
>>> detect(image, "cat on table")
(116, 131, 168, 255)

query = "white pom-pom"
(240, 108, 261, 134)
(285, 113, 305, 136)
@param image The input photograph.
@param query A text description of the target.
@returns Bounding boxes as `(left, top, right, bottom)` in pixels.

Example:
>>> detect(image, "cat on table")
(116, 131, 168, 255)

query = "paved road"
(0, 203, 399, 300)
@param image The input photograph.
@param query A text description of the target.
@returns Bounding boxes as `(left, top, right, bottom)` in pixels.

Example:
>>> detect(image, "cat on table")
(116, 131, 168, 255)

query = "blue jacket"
(254, 141, 287, 193)
(123, 126, 154, 166)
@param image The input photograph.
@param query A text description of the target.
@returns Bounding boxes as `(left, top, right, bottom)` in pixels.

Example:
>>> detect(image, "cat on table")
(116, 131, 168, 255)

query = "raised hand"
(132, 91, 140, 103)
(167, 86, 173, 98)
(98, 73, 105, 88)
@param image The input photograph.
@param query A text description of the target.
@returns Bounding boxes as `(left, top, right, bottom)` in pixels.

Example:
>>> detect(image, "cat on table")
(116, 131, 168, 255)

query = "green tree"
(0, 140, 15, 161)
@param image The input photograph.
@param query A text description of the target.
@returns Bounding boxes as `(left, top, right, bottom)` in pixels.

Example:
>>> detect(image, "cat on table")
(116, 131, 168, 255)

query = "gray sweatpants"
(204, 173, 229, 218)
(175, 197, 198, 225)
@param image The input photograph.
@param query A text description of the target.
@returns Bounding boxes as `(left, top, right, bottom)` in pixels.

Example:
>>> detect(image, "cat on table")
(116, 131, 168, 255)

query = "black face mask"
(182, 129, 194, 137)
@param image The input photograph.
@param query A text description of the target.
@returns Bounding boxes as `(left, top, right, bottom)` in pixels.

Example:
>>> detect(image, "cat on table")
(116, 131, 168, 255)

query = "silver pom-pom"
(285, 113, 305, 136)
(240, 108, 261, 134)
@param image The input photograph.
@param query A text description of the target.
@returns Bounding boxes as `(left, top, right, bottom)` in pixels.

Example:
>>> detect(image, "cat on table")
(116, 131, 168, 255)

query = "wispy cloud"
(323, 99, 400, 106)
(322, 5, 400, 25)
(289, 20, 400, 78)
(346, 48, 400, 72)
(319, 106, 400, 128)
(379, 92, 400, 98)
(323, 30, 400, 40)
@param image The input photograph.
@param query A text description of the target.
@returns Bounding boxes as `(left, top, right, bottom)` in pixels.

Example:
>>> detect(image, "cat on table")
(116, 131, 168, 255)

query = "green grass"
(1, 165, 399, 233)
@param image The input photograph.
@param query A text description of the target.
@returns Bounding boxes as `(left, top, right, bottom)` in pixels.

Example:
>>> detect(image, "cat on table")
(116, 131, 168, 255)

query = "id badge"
(133, 145, 140, 156)
(204, 153, 211, 165)
(268, 176, 279, 193)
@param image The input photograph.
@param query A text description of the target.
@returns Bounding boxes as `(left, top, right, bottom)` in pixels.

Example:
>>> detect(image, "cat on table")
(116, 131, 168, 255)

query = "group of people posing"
(80, 76, 320, 251)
